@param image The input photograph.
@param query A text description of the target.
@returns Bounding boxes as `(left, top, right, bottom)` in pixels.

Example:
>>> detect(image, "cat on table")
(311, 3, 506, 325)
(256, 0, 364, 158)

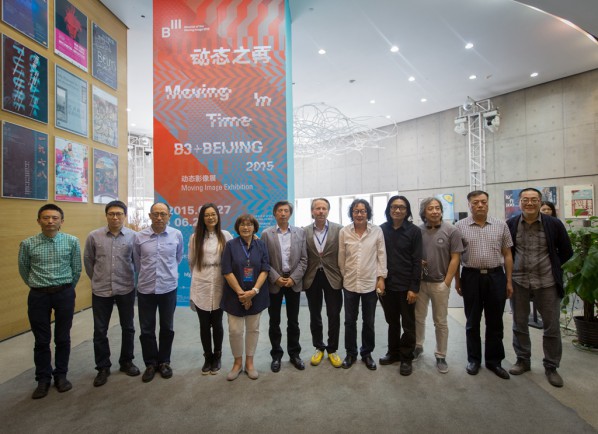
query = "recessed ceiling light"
(421, 98, 427, 103)
(126, 108, 131, 112)
(131, 123, 136, 127)
(386, 115, 391, 119)
(408, 76, 415, 82)
(530, 72, 539, 78)
(370, 99, 376, 104)
(390, 45, 399, 53)
(465, 42, 474, 49)
(469, 74, 477, 80)
(318, 49, 326, 55)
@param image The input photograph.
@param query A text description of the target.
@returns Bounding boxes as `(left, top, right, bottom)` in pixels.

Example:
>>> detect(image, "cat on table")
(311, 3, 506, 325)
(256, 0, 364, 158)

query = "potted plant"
(562, 214, 598, 348)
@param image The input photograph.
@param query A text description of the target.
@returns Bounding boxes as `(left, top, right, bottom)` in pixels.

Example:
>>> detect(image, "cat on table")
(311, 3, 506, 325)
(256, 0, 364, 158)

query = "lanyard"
(314, 225, 328, 250)
(240, 238, 251, 265)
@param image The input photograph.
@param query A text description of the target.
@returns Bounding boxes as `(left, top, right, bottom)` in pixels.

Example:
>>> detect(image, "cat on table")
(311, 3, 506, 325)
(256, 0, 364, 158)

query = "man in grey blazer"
(262, 201, 308, 372)
(303, 198, 344, 368)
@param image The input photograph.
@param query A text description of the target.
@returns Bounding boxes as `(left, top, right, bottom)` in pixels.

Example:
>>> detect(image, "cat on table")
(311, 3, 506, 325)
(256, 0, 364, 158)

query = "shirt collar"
(313, 220, 329, 231)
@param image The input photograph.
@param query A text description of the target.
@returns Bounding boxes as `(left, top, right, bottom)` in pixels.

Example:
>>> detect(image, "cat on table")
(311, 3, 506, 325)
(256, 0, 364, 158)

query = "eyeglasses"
(352, 209, 367, 215)
(150, 212, 169, 218)
(391, 205, 407, 211)
(107, 212, 124, 217)
(520, 198, 540, 205)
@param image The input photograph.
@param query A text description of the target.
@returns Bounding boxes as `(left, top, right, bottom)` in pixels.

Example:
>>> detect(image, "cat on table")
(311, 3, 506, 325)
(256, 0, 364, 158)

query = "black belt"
(462, 267, 503, 275)
(282, 272, 290, 278)
(317, 267, 324, 272)
(31, 283, 72, 294)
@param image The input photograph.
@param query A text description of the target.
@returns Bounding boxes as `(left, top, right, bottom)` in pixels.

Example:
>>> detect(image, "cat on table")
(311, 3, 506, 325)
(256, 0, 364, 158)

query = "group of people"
(17, 188, 572, 400)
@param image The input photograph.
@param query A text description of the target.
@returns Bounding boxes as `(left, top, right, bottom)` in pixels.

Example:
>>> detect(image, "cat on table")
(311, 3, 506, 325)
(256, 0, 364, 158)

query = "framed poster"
(93, 148, 118, 203)
(564, 185, 594, 218)
(435, 193, 455, 222)
(2, 0, 48, 47)
(55, 137, 88, 202)
(2, 121, 48, 199)
(92, 23, 117, 89)
(2, 34, 48, 123)
(54, 0, 88, 71)
(504, 186, 558, 219)
(55, 65, 88, 136)
(92, 86, 118, 147)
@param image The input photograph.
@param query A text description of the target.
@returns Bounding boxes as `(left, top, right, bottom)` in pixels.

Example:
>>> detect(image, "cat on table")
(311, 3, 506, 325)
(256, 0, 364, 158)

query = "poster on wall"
(563, 184, 594, 218)
(2, 34, 48, 123)
(55, 65, 88, 136)
(93, 148, 118, 203)
(504, 186, 558, 219)
(2, 121, 48, 200)
(55, 137, 88, 202)
(153, 0, 288, 305)
(2, 0, 48, 47)
(435, 193, 455, 222)
(92, 23, 117, 89)
(54, 0, 88, 71)
(92, 86, 118, 147)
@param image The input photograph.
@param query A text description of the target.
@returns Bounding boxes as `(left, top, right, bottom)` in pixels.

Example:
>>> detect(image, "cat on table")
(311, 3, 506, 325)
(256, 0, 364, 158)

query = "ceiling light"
(465, 42, 474, 49)
(454, 117, 467, 135)
(126, 108, 131, 112)
(408, 76, 415, 82)
(318, 49, 326, 55)
(469, 74, 477, 80)
(131, 123, 136, 127)
(420, 98, 427, 103)
(462, 96, 476, 111)
(530, 72, 539, 78)
(370, 100, 376, 104)
(390, 45, 399, 53)
(385, 115, 391, 119)
(483, 110, 500, 133)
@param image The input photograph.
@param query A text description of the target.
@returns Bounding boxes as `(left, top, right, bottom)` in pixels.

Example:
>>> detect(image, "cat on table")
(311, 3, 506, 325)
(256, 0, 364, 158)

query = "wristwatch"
(253, 287, 260, 294)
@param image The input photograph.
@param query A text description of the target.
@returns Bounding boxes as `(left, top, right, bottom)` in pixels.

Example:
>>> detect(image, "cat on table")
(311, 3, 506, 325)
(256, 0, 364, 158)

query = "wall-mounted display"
(2, 0, 49, 47)
(2, 121, 48, 200)
(54, 0, 88, 71)
(2, 34, 48, 123)
(92, 23, 117, 89)
(564, 184, 594, 218)
(93, 148, 118, 204)
(55, 137, 88, 202)
(92, 85, 118, 147)
(55, 65, 88, 136)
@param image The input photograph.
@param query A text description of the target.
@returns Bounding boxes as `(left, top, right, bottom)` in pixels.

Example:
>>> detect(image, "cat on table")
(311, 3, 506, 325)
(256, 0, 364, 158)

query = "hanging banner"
(153, 0, 289, 305)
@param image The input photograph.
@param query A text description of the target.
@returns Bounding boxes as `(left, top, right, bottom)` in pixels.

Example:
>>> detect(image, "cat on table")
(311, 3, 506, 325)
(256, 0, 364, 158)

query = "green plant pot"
(574, 316, 598, 349)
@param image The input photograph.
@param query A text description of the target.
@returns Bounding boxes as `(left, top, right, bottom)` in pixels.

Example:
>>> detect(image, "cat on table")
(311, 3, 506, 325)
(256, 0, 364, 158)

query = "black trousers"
(195, 307, 223, 356)
(268, 287, 301, 359)
(305, 269, 343, 353)
(461, 268, 507, 367)
(380, 289, 415, 361)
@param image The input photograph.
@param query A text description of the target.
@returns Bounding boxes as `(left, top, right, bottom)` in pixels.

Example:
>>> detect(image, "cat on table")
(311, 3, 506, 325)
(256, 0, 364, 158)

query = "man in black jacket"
(506, 188, 573, 387)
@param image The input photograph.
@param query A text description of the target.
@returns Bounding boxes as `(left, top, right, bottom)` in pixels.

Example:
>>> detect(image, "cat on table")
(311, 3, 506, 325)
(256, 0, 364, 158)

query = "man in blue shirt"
(133, 202, 183, 382)
(18, 204, 81, 399)
(84, 200, 140, 387)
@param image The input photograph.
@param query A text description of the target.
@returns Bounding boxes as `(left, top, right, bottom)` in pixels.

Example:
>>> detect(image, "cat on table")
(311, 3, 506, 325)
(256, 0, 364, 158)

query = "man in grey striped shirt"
(84, 200, 140, 387)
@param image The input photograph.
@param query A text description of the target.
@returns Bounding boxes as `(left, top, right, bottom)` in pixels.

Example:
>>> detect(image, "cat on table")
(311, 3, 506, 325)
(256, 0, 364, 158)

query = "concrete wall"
(295, 69, 598, 219)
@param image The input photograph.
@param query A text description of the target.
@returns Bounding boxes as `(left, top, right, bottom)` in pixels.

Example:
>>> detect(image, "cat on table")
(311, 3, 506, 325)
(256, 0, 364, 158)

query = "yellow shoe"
(310, 350, 324, 366)
(328, 352, 342, 368)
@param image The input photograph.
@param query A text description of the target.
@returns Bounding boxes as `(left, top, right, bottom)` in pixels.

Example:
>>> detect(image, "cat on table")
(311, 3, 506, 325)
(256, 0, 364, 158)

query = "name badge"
(243, 267, 254, 282)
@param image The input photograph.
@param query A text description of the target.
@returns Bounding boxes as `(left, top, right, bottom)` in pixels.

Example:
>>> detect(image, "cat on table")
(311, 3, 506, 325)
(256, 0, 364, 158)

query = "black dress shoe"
(363, 355, 377, 370)
(271, 358, 281, 373)
(142, 365, 156, 383)
(159, 363, 173, 379)
(399, 361, 412, 376)
(466, 362, 480, 375)
(341, 355, 356, 369)
(290, 356, 305, 371)
(487, 365, 510, 379)
(32, 382, 50, 399)
(379, 354, 399, 365)
(93, 368, 110, 387)
(54, 377, 72, 393)
(119, 362, 140, 377)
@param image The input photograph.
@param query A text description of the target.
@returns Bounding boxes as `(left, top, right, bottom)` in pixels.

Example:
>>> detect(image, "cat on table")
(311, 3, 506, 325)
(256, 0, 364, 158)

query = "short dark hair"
(348, 198, 372, 221)
(518, 188, 542, 199)
(37, 203, 64, 220)
(385, 195, 413, 223)
(234, 214, 260, 235)
(467, 190, 489, 201)
(105, 200, 127, 215)
(273, 200, 293, 216)
(419, 197, 442, 223)
(541, 201, 557, 217)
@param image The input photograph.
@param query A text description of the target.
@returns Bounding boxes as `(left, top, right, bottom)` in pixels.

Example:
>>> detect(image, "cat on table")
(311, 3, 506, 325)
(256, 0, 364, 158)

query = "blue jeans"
(138, 289, 177, 367)
(27, 285, 76, 382)
(343, 289, 377, 358)
(92, 291, 136, 370)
